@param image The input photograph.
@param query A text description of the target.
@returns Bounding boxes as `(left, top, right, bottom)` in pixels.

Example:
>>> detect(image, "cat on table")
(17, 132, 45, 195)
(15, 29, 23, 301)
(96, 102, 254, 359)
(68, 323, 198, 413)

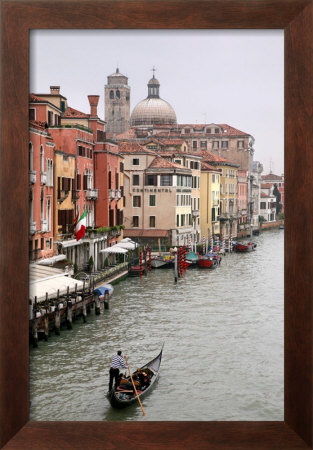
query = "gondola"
(107, 345, 163, 409)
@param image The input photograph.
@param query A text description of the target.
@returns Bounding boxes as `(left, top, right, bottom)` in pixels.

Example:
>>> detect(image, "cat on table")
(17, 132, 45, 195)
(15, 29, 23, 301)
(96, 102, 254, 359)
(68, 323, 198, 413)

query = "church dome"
(130, 75, 177, 126)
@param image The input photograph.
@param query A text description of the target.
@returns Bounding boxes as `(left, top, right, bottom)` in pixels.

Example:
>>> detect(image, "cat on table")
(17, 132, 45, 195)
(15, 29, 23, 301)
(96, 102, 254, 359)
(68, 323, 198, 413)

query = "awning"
(58, 239, 84, 248)
(36, 255, 67, 266)
(100, 245, 128, 254)
(29, 275, 84, 303)
(116, 241, 137, 250)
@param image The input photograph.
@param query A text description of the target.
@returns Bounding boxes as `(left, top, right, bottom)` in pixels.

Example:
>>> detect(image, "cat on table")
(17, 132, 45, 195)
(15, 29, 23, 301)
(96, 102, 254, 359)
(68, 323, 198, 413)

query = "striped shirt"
(110, 354, 127, 369)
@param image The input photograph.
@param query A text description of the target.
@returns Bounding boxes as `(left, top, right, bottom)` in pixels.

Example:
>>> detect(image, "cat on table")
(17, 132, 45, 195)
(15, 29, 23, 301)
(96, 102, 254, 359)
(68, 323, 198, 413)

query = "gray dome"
(130, 98, 177, 126)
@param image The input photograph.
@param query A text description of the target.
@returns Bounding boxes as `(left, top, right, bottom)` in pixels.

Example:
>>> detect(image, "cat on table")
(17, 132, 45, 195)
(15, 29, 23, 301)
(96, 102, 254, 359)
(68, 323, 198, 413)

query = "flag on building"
(75, 210, 87, 241)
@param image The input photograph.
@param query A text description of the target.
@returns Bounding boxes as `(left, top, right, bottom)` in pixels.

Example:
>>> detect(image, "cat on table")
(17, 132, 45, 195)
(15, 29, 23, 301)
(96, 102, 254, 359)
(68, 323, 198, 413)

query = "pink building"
(29, 98, 55, 262)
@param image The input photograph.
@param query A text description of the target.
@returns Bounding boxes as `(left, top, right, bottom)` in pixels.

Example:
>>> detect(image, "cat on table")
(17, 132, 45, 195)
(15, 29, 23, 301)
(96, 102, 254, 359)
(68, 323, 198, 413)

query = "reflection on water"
(30, 230, 284, 421)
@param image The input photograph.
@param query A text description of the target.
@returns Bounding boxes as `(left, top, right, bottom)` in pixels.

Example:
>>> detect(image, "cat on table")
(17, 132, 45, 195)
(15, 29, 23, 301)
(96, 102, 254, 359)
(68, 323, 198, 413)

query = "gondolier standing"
(109, 350, 127, 392)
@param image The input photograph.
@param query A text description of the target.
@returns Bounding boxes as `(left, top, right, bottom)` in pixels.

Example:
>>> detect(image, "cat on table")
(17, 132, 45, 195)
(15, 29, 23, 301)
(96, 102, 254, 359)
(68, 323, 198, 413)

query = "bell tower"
(105, 68, 130, 137)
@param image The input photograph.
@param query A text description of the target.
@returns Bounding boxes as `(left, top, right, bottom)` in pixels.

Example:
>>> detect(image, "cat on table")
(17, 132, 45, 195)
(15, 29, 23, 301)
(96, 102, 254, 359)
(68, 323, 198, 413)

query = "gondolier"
(109, 350, 127, 392)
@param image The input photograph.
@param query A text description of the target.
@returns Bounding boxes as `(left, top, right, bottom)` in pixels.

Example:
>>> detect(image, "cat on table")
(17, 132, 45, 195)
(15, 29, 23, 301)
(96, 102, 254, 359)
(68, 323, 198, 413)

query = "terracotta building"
(29, 99, 55, 262)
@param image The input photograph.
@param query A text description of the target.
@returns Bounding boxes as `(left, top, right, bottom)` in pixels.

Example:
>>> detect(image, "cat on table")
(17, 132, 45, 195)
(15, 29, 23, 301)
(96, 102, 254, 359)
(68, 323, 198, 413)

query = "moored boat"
(234, 242, 257, 252)
(185, 251, 199, 267)
(107, 346, 163, 409)
(150, 254, 174, 268)
(198, 253, 221, 268)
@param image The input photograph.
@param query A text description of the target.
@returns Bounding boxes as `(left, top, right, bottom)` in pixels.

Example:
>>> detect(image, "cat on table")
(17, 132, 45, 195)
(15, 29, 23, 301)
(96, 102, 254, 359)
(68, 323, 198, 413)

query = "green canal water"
(29, 229, 284, 421)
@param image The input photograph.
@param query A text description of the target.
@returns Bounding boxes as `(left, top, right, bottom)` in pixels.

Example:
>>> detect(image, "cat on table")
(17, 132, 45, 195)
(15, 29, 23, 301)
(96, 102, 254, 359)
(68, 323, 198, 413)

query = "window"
(192, 140, 198, 149)
(40, 145, 44, 172)
(149, 216, 156, 227)
(212, 208, 216, 222)
(110, 90, 114, 99)
(149, 195, 156, 206)
(132, 158, 139, 165)
(181, 215, 185, 226)
(213, 141, 219, 149)
(176, 215, 179, 226)
(132, 216, 139, 227)
(212, 174, 215, 183)
(176, 195, 180, 206)
(215, 128, 220, 133)
(120, 162, 124, 173)
(206, 128, 211, 134)
(48, 111, 53, 126)
(237, 140, 244, 149)
(145, 174, 157, 186)
(222, 141, 229, 149)
(40, 189, 44, 220)
(200, 141, 207, 149)
(29, 108, 35, 120)
(29, 142, 33, 171)
(47, 199, 51, 231)
(116, 90, 120, 99)
(184, 128, 190, 134)
(133, 196, 141, 207)
(133, 174, 139, 186)
(174, 159, 182, 165)
(160, 174, 172, 186)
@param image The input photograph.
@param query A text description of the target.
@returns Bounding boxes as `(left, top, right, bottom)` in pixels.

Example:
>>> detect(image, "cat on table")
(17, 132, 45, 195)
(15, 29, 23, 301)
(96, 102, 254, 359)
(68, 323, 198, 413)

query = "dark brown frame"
(1, 0, 312, 448)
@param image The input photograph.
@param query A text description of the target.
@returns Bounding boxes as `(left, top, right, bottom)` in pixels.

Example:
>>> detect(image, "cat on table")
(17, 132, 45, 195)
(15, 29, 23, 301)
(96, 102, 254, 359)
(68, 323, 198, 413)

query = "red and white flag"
(75, 210, 87, 241)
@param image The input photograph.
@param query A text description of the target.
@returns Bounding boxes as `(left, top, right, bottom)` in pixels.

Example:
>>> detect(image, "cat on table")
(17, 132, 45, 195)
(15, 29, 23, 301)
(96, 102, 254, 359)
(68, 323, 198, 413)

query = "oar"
(124, 355, 146, 416)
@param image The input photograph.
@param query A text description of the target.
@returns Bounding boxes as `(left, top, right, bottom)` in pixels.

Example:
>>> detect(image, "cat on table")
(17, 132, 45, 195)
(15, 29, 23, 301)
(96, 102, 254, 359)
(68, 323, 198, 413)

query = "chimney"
(88, 95, 99, 117)
(50, 86, 60, 95)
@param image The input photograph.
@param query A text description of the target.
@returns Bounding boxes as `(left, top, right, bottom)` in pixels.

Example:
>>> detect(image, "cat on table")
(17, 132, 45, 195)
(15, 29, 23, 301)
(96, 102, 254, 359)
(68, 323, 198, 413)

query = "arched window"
(40, 145, 44, 172)
(110, 90, 114, 99)
(116, 90, 120, 99)
(29, 142, 33, 171)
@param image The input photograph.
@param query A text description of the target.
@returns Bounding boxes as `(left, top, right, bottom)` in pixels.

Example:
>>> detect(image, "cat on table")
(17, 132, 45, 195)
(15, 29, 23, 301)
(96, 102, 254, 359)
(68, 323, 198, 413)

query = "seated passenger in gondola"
(134, 368, 150, 389)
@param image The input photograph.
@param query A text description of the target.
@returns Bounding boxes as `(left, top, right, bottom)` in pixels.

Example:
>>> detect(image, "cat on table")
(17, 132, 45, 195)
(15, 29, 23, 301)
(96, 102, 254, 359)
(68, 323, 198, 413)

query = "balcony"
(41, 219, 48, 232)
(109, 189, 115, 201)
(29, 170, 36, 184)
(30, 221, 36, 235)
(86, 188, 98, 200)
(40, 172, 47, 185)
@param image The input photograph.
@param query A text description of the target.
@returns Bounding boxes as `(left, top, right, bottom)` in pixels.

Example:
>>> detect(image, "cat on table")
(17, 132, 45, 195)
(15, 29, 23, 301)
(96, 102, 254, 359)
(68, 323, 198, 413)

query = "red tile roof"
(199, 151, 229, 163)
(63, 106, 89, 119)
(148, 156, 186, 170)
(29, 94, 46, 103)
(118, 141, 157, 154)
(262, 173, 283, 181)
(201, 161, 218, 171)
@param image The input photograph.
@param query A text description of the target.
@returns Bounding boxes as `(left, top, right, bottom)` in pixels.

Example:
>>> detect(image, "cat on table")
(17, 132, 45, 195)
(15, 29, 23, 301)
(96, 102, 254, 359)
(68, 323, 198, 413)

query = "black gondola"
(107, 345, 163, 409)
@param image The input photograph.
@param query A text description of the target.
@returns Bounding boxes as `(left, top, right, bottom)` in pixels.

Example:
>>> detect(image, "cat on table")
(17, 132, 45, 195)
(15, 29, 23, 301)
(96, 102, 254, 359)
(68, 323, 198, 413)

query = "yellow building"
(200, 162, 221, 239)
(202, 153, 239, 237)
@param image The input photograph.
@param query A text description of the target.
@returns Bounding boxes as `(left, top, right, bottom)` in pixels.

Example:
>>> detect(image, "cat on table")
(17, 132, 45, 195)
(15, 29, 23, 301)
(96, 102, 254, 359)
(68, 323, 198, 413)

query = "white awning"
(29, 275, 85, 303)
(59, 239, 83, 248)
(116, 241, 137, 250)
(36, 255, 67, 266)
(100, 245, 128, 254)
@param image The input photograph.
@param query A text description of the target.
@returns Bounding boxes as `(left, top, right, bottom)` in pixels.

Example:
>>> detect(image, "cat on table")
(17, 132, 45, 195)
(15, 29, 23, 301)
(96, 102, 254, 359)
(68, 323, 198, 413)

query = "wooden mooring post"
(66, 287, 73, 330)
(104, 292, 110, 310)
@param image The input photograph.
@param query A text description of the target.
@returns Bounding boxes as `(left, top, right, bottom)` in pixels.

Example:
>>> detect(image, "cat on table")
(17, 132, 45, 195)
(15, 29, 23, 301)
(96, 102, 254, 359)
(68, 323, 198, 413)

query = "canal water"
(29, 229, 284, 421)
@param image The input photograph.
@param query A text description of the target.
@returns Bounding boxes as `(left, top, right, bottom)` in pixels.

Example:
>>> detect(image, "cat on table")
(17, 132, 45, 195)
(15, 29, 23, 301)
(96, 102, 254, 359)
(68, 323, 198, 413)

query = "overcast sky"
(30, 30, 284, 175)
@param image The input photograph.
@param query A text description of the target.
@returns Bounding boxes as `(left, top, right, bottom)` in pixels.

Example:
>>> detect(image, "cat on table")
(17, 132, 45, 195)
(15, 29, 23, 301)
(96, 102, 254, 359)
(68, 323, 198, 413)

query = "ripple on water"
(30, 230, 284, 421)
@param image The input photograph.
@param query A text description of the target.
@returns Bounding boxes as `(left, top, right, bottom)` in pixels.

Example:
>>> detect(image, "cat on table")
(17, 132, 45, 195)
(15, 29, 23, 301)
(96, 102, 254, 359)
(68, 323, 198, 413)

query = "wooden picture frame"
(1, 0, 312, 448)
